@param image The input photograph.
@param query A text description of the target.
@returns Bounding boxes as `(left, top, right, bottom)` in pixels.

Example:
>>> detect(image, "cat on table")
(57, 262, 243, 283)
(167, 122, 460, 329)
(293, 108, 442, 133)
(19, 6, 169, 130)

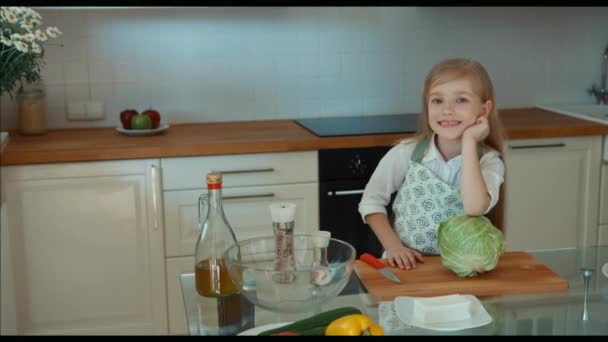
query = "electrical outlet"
(85, 101, 105, 120)
(67, 102, 86, 120)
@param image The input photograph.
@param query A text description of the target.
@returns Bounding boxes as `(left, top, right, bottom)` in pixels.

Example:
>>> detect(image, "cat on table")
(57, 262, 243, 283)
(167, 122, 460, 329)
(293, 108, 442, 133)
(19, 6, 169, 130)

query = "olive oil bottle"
(194, 173, 253, 335)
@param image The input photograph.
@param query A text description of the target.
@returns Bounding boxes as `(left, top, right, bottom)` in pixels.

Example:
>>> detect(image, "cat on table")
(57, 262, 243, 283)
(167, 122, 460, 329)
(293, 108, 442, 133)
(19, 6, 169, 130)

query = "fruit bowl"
(224, 234, 356, 314)
(116, 123, 170, 136)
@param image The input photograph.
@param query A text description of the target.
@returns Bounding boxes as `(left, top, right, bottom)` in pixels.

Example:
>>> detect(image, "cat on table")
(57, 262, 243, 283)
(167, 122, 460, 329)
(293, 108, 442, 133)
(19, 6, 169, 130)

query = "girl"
(358, 58, 506, 271)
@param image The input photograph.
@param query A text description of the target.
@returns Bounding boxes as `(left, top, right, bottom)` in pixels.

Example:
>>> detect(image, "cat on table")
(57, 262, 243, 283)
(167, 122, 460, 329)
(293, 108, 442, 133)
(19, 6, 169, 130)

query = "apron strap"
(410, 137, 430, 162)
(411, 135, 485, 162)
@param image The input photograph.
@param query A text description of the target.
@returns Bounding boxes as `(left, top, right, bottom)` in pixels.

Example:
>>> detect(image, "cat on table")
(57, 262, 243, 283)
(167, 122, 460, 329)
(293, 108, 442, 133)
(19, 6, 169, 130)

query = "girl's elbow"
(463, 202, 489, 216)
(462, 193, 491, 216)
(464, 208, 485, 216)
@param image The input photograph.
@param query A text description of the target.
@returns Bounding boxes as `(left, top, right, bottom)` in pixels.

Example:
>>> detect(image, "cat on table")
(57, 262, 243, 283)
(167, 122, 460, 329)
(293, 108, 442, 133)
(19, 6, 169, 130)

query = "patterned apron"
(391, 137, 482, 255)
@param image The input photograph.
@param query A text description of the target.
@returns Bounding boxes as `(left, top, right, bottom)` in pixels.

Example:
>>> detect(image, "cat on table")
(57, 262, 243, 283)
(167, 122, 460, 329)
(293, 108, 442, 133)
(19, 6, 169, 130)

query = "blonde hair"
(398, 58, 507, 230)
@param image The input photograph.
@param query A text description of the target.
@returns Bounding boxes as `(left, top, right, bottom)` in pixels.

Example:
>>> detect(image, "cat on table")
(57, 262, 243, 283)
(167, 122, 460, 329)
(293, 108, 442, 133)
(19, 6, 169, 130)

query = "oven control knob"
(349, 154, 367, 176)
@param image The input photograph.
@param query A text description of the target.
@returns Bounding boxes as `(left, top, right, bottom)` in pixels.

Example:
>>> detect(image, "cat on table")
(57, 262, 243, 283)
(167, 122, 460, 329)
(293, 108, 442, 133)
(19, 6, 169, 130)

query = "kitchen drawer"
(160, 151, 318, 190)
(599, 224, 608, 245)
(600, 165, 608, 225)
(163, 183, 319, 257)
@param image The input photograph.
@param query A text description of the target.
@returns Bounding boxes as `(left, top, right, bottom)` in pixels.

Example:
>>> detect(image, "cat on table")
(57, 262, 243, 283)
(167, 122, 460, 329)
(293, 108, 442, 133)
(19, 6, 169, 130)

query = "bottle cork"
(206, 173, 222, 189)
(207, 173, 222, 184)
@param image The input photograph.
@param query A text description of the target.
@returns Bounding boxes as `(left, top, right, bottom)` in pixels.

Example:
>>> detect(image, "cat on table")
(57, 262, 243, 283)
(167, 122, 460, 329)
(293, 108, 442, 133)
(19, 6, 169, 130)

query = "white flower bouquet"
(1, 6, 62, 97)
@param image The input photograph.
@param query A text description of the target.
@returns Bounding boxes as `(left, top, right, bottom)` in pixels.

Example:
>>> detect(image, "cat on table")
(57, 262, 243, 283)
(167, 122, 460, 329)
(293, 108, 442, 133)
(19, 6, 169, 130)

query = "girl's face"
(427, 77, 490, 141)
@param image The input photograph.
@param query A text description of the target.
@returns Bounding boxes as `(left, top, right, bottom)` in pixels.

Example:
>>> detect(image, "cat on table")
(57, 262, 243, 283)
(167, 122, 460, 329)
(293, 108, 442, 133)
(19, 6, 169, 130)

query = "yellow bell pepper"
(325, 314, 384, 336)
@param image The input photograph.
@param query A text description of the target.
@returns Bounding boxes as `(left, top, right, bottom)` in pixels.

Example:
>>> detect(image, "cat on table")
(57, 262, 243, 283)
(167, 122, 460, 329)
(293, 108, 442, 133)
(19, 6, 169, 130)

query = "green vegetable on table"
(438, 215, 506, 277)
(258, 306, 362, 336)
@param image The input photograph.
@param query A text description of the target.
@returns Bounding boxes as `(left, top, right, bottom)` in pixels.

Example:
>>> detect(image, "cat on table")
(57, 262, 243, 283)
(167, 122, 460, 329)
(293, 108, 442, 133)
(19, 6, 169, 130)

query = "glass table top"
(180, 246, 608, 335)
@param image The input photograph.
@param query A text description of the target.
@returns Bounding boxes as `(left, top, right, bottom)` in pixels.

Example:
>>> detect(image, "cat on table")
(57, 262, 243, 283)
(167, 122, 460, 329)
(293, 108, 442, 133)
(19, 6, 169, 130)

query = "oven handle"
(327, 189, 365, 196)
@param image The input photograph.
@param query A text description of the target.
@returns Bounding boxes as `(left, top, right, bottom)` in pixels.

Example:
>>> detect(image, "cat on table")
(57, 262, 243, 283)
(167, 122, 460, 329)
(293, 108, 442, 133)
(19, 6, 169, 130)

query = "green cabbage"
(438, 215, 505, 277)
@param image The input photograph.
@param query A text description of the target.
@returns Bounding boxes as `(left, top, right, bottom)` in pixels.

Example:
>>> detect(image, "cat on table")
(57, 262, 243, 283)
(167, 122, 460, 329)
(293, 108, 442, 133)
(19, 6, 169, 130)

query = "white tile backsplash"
(63, 61, 89, 84)
(87, 33, 113, 61)
(1, 6, 606, 130)
(363, 97, 410, 116)
(318, 52, 341, 78)
(61, 37, 88, 62)
(324, 98, 363, 117)
(65, 83, 89, 102)
(45, 85, 67, 114)
(111, 61, 137, 83)
(88, 59, 113, 84)
(40, 58, 65, 85)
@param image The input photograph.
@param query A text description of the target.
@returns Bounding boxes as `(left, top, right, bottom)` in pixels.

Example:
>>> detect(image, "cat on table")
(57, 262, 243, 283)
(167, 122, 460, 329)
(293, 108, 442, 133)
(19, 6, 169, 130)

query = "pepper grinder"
(270, 202, 296, 284)
(580, 267, 594, 321)
(311, 230, 332, 286)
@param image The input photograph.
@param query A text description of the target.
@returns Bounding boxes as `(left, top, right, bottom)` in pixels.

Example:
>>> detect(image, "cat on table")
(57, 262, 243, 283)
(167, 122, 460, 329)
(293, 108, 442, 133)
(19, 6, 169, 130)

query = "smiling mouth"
(438, 120, 462, 127)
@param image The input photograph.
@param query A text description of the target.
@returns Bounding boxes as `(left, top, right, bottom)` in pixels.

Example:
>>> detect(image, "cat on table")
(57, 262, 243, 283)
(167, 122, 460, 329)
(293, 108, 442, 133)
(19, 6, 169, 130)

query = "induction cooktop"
(295, 113, 420, 137)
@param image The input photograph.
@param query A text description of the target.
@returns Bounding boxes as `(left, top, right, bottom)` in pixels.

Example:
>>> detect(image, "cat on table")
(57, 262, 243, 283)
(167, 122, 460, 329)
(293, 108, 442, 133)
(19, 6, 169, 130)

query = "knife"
(360, 253, 401, 284)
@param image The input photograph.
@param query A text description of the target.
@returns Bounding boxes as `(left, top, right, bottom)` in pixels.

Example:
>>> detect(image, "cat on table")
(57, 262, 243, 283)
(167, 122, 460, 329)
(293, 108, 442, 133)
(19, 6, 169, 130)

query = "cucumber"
(258, 307, 362, 336)
(294, 326, 328, 336)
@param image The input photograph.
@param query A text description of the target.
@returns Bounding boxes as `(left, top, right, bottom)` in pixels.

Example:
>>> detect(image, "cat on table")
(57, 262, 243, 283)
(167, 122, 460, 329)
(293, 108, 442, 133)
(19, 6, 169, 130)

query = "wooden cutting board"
(353, 251, 568, 301)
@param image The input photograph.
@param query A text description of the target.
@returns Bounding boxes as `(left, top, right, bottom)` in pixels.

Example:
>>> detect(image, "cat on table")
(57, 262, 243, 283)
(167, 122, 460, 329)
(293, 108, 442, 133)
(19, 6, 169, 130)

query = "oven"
(295, 113, 419, 258)
(319, 146, 396, 258)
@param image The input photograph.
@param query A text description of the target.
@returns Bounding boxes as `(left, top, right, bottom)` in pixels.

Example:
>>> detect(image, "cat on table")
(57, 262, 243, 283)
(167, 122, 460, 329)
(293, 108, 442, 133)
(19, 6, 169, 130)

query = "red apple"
(120, 109, 138, 129)
(142, 109, 161, 129)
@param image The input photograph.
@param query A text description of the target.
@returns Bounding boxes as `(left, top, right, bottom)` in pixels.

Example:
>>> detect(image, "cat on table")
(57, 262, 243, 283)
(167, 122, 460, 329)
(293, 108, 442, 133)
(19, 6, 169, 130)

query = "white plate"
(394, 295, 492, 332)
(237, 322, 292, 336)
(116, 123, 169, 136)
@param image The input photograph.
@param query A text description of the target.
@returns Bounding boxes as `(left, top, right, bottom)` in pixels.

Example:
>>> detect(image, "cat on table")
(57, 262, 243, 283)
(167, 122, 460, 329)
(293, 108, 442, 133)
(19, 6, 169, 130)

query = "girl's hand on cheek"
(463, 115, 490, 143)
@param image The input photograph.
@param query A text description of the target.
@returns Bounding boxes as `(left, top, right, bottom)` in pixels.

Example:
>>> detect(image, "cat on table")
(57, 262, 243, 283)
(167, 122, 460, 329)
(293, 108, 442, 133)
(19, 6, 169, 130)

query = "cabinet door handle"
(509, 143, 566, 150)
(150, 164, 162, 231)
(210, 168, 275, 175)
(222, 192, 274, 200)
(327, 189, 365, 196)
(223, 193, 275, 200)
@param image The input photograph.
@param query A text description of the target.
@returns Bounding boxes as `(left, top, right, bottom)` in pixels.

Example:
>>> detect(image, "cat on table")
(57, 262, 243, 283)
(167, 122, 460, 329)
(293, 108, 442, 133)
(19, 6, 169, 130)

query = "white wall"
(1, 6, 606, 130)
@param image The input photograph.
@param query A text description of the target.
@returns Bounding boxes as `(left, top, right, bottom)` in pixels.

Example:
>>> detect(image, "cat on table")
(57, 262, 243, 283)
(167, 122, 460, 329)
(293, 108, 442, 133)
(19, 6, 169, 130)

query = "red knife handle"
(360, 253, 385, 269)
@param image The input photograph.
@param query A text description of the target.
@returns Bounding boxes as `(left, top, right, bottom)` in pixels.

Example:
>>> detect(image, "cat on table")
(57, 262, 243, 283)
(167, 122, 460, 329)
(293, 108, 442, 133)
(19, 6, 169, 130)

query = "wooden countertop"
(1, 107, 607, 166)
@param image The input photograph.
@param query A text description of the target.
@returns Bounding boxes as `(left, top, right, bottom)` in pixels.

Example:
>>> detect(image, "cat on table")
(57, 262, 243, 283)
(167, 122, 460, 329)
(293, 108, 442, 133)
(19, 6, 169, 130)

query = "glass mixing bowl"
(224, 234, 356, 314)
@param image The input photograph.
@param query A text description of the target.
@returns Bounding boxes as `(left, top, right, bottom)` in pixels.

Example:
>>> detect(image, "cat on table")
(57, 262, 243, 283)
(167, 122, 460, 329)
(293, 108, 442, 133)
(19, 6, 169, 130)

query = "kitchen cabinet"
(161, 151, 319, 335)
(163, 183, 319, 257)
(165, 256, 193, 335)
(1, 159, 167, 335)
(1, 171, 17, 334)
(599, 164, 608, 245)
(499, 303, 569, 335)
(599, 225, 608, 245)
(599, 164, 608, 225)
(503, 136, 602, 251)
(497, 298, 600, 335)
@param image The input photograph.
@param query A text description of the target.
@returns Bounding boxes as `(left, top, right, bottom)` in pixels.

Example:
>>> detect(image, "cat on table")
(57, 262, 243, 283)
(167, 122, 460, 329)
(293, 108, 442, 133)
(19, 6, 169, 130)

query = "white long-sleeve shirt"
(358, 135, 505, 223)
